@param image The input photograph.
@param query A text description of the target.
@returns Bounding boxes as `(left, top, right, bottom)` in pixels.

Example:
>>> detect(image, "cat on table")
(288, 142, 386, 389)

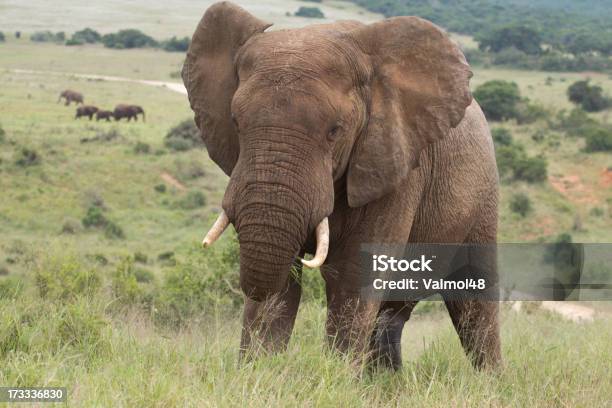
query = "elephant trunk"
(225, 127, 331, 301)
(234, 184, 308, 301)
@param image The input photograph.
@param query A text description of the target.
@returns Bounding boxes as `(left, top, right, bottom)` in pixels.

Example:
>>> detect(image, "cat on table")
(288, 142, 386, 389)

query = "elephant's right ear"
(182, 2, 271, 176)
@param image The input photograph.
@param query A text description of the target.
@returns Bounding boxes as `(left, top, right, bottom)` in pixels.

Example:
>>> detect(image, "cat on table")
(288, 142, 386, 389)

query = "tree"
(295, 7, 325, 18)
(567, 80, 609, 112)
(101, 29, 157, 49)
(478, 26, 542, 55)
(71, 28, 101, 44)
(473, 80, 522, 121)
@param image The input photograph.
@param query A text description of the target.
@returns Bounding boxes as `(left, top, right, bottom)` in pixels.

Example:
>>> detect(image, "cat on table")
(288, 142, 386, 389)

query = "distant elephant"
(184, 2, 500, 370)
(96, 110, 114, 122)
(58, 90, 83, 106)
(75, 105, 99, 120)
(113, 104, 145, 122)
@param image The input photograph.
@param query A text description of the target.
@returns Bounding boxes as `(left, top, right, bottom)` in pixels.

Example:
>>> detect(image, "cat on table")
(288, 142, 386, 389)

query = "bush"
(477, 26, 542, 55)
(491, 127, 513, 146)
(0, 124, 6, 143)
(162, 36, 190, 52)
(134, 252, 148, 264)
(70, 28, 101, 44)
(165, 119, 202, 151)
(515, 101, 549, 124)
(584, 126, 612, 152)
(61, 217, 83, 234)
(177, 191, 207, 210)
(174, 159, 206, 180)
(35, 255, 101, 302)
(133, 141, 150, 154)
(30, 31, 65, 43)
(82, 206, 108, 228)
(0, 32, 5, 42)
(111, 258, 143, 305)
(154, 184, 167, 193)
(295, 7, 325, 18)
(104, 221, 125, 240)
(567, 80, 609, 112)
(513, 155, 548, 183)
(15, 147, 41, 167)
(510, 193, 532, 217)
(101, 29, 157, 49)
(154, 236, 241, 327)
(553, 108, 597, 137)
(473, 80, 521, 121)
(495, 144, 524, 178)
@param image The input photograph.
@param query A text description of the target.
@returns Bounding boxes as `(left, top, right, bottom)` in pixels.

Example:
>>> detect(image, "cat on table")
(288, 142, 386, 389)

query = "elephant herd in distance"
(58, 89, 145, 122)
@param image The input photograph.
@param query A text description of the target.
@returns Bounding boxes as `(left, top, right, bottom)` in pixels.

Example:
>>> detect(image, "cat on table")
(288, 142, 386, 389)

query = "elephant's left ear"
(346, 17, 472, 207)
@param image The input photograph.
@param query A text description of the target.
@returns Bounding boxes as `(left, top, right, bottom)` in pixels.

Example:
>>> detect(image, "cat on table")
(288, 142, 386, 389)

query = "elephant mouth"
(201, 210, 329, 269)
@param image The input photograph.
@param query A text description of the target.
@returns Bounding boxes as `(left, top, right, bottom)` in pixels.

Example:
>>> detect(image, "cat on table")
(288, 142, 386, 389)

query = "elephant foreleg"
(369, 301, 415, 370)
(239, 261, 302, 360)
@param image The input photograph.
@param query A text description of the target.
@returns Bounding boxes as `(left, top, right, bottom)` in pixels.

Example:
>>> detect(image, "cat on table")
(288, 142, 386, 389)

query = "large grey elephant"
(184, 2, 500, 370)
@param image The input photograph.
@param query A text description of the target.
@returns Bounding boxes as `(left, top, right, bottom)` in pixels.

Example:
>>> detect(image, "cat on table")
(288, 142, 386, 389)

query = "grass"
(1, 267, 611, 407)
(0, 4, 611, 405)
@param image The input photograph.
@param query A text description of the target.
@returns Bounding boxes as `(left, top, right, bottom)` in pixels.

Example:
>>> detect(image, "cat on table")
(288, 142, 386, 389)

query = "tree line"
(23, 27, 190, 52)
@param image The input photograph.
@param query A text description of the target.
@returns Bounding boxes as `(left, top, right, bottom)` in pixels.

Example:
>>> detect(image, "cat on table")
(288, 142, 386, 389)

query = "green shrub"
(133, 141, 151, 154)
(30, 31, 65, 43)
(516, 101, 549, 124)
(34, 255, 101, 302)
(61, 217, 83, 234)
(65, 38, 83, 46)
(165, 119, 202, 151)
(491, 127, 513, 146)
(134, 268, 155, 283)
(111, 258, 143, 305)
(477, 25, 542, 55)
(584, 126, 612, 152)
(174, 159, 205, 180)
(0, 277, 23, 300)
(162, 36, 190, 52)
(0, 32, 5, 42)
(513, 155, 548, 183)
(510, 193, 532, 217)
(154, 184, 167, 193)
(101, 29, 157, 49)
(567, 80, 609, 112)
(177, 191, 207, 209)
(0, 123, 6, 143)
(157, 251, 176, 266)
(154, 235, 241, 327)
(553, 108, 597, 136)
(82, 206, 108, 228)
(495, 144, 524, 178)
(104, 221, 125, 240)
(70, 28, 101, 44)
(295, 6, 325, 18)
(15, 147, 41, 167)
(134, 252, 148, 264)
(473, 80, 522, 121)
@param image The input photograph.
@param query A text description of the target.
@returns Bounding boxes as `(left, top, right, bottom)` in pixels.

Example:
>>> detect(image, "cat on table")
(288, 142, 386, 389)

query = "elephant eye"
(327, 125, 342, 142)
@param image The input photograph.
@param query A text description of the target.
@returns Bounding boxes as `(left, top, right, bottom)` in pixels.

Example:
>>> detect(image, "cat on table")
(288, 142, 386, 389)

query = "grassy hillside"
(0, 0, 382, 38)
(0, 4, 611, 405)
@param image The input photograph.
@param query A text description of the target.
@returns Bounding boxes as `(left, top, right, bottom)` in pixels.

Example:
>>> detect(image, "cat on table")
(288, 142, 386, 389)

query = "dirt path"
(512, 300, 595, 323)
(11, 68, 187, 95)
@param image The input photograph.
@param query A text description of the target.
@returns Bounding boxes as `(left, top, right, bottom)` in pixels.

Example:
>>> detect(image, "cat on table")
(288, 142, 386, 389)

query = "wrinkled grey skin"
(183, 2, 501, 370)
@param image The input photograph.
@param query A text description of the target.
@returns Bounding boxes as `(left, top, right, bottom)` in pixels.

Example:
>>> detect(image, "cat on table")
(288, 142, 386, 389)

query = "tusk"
(202, 211, 229, 248)
(301, 217, 329, 268)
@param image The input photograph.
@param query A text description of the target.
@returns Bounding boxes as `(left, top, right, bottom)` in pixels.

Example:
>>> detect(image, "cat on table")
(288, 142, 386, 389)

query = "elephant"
(183, 2, 501, 370)
(113, 104, 145, 122)
(96, 110, 114, 122)
(58, 89, 83, 106)
(75, 105, 99, 120)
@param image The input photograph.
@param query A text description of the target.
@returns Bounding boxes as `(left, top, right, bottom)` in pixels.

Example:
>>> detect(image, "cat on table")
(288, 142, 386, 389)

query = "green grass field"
(1, 2, 611, 405)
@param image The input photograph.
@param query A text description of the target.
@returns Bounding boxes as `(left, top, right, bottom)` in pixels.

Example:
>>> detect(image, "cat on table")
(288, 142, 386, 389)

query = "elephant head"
(183, 2, 472, 301)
